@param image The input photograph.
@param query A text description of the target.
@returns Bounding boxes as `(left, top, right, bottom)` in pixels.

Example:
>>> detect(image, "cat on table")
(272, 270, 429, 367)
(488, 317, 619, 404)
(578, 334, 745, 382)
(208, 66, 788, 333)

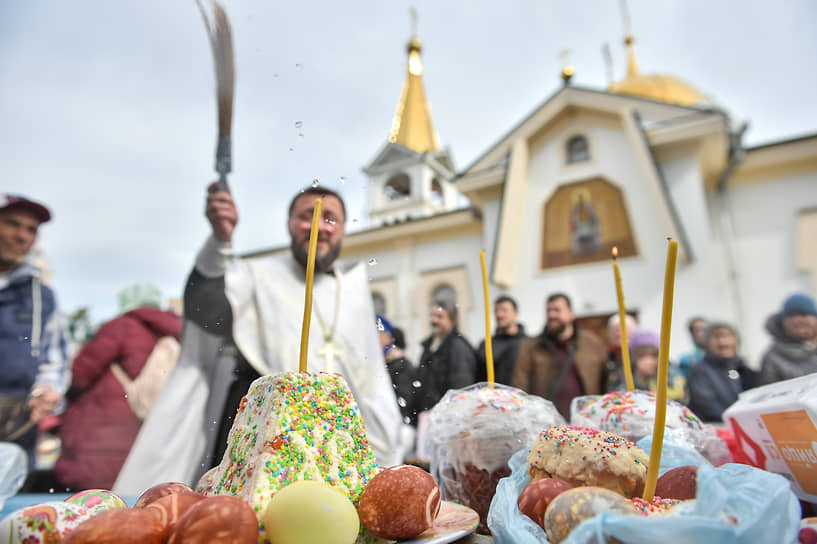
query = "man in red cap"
(0, 194, 70, 469)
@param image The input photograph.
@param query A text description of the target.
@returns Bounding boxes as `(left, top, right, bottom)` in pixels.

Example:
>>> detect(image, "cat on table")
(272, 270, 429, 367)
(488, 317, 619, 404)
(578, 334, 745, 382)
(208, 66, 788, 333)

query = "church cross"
(317, 338, 344, 373)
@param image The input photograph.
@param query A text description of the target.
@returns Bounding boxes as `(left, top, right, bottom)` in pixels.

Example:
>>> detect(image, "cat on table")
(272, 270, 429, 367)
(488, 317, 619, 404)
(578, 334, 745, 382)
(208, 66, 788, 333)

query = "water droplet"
(368, 258, 378, 266)
(339, 176, 346, 184)
(295, 121, 303, 129)
(295, 63, 303, 71)
(289, 146, 295, 152)
(298, 132, 305, 139)
(403, 416, 411, 425)
(397, 397, 407, 408)
(412, 380, 422, 388)
(124, 394, 129, 399)
(312, 178, 320, 188)
(352, 218, 359, 224)
(48, 488, 54, 494)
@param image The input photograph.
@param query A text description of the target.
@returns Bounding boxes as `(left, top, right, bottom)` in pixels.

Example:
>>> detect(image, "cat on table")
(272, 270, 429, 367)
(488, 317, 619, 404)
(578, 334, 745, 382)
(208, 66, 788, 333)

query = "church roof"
(388, 37, 440, 154)
(608, 36, 709, 107)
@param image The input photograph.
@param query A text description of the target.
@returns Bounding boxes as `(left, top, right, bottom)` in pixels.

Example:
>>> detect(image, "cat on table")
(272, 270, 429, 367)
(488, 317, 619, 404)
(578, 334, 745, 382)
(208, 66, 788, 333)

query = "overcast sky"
(2, 1, 816, 324)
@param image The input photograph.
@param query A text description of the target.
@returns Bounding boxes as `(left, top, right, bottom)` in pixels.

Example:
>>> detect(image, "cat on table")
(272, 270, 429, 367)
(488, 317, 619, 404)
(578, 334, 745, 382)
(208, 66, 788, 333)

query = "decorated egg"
(134, 481, 194, 508)
(167, 496, 258, 544)
(62, 507, 165, 543)
(262, 480, 359, 544)
(358, 464, 441, 540)
(0, 501, 92, 543)
(144, 491, 206, 532)
(517, 477, 573, 530)
(65, 488, 128, 515)
(655, 465, 698, 501)
(544, 486, 638, 544)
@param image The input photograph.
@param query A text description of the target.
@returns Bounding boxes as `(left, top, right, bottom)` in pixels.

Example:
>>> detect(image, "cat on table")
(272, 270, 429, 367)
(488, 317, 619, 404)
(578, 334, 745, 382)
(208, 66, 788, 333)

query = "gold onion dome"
(608, 35, 709, 107)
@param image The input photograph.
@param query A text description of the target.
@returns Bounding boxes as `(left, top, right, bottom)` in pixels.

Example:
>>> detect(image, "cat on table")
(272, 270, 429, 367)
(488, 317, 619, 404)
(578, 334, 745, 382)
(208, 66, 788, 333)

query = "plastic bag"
(0, 442, 27, 511)
(426, 382, 564, 533)
(488, 434, 801, 544)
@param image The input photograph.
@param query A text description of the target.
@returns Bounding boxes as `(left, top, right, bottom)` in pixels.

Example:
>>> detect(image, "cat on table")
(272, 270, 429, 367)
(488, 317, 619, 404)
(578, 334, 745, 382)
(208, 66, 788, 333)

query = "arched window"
(372, 292, 387, 316)
(566, 135, 590, 164)
(431, 283, 457, 308)
(384, 172, 411, 201)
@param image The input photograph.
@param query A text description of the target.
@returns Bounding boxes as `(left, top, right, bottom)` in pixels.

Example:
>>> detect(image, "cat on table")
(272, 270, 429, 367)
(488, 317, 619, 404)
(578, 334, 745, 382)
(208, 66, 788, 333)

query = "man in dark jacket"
(511, 293, 607, 419)
(687, 321, 755, 422)
(413, 299, 477, 425)
(758, 293, 817, 385)
(0, 195, 70, 469)
(476, 295, 527, 385)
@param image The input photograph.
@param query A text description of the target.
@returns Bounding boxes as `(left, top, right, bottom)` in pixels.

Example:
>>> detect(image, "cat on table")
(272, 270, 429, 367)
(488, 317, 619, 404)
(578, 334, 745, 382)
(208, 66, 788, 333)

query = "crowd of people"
(2, 189, 817, 494)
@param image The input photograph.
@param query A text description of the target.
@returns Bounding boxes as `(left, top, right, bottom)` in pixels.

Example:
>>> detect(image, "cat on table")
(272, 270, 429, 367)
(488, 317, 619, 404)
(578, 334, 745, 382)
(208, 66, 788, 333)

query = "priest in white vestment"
(114, 185, 407, 494)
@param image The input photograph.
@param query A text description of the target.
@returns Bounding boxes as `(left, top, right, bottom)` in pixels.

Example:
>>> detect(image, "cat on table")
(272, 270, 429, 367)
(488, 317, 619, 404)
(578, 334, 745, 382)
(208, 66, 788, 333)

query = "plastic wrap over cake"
(426, 382, 565, 533)
(570, 389, 708, 452)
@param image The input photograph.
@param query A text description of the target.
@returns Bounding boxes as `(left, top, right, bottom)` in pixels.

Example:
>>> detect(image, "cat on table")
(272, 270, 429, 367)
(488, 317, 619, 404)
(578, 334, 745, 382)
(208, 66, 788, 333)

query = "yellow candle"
(298, 198, 323, 373)
(612, 247, 635, 390)
(642, 238, 679, 502)
(479, 251, 495, 387)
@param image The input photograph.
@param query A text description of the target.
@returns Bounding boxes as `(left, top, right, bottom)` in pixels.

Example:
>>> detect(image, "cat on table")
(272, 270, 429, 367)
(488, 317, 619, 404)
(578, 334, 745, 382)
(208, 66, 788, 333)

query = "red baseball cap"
(0, 194, 52, 223)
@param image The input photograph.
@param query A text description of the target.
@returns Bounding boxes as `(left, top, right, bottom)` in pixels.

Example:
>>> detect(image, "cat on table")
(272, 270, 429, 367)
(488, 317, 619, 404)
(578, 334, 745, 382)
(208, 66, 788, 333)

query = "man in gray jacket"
(759, 293, 817, 385)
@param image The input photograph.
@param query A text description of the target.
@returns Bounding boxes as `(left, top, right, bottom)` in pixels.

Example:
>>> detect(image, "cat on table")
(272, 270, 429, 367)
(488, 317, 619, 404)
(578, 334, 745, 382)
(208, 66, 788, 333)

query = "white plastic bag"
(488, 434, 801, 543)
(0, 442, 27, 511)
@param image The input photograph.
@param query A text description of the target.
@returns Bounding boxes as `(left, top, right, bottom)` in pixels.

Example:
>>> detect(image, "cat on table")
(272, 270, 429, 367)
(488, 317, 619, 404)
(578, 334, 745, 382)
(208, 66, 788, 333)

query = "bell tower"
(363, 10, 458, 227)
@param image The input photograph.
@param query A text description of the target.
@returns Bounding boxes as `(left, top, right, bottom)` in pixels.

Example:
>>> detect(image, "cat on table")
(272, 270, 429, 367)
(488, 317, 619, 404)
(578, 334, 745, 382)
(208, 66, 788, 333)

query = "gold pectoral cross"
(317, 338, 344, 373)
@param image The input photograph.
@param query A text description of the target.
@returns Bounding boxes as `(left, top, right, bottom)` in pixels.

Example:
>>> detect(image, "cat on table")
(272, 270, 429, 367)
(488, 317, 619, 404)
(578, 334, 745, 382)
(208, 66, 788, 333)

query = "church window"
(431, 283, 457, 308)
(372, 292, 387, 316)
(566, 135, 590, 164)
(384, 173, 411, 201)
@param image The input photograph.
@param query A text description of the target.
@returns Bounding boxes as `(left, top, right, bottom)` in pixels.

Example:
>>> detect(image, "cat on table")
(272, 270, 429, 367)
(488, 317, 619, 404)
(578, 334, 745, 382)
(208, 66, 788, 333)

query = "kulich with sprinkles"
(572, 389, 705, 448)
(204, 371, 379, 543)
(527, 426, 649, 498)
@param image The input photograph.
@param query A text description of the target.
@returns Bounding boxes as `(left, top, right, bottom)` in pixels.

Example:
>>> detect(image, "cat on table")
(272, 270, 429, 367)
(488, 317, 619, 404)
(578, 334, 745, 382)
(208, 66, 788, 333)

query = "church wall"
(504, 120, 727, 361)
(657, 152, 735, 359)
(410, 232, 484, 360)
(717, 168, 817, 367)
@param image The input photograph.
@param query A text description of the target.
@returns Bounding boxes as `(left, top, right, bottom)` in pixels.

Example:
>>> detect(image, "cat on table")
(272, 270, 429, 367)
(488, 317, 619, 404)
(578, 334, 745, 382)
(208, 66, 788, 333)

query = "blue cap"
(375, 314, 394, 337)
(782, 293, 817, 318)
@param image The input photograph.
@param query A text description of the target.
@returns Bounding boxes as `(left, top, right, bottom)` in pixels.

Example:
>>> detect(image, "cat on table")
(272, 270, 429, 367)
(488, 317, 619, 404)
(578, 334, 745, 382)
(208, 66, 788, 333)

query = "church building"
(257, 29, 817, 366)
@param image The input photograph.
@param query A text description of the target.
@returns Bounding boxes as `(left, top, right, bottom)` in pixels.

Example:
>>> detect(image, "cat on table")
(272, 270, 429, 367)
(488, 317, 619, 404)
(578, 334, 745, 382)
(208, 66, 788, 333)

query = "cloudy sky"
(2, 1, 816, 324)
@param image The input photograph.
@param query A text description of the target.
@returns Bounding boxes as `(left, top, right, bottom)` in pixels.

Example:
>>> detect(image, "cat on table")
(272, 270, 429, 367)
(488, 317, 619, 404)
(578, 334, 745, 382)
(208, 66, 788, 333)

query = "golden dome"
(609, 73, 709, 107)
(608, 34, 708, 107)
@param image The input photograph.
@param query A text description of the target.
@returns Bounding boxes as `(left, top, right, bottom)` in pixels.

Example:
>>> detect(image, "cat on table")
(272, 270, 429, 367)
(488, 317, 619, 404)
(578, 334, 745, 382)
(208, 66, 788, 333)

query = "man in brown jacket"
(511, 293, 607, 419)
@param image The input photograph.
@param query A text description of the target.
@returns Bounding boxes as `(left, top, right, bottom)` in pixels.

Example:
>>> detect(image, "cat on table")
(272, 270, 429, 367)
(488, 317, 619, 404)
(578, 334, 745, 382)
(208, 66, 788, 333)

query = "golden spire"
(388, 8, 440, 153)
(620, 0, 640, 76)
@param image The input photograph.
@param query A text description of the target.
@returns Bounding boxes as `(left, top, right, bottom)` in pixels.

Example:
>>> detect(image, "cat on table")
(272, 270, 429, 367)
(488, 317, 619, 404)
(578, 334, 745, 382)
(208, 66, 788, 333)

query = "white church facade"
(255, 31, 817, 366)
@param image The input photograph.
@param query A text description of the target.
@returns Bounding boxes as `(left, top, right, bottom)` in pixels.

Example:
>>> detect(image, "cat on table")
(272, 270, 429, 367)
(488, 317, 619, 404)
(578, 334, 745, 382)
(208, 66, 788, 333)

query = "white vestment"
(114, 237, 405, 495)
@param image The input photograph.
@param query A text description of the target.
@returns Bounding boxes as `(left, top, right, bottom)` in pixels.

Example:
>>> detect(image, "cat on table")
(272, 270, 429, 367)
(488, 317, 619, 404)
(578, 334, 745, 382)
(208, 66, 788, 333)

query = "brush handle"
(216, 136, 231, 190)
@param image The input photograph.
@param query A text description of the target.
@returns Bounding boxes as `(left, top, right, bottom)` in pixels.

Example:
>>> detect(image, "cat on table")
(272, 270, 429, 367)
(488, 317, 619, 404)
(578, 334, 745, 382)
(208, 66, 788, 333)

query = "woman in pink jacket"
(55, 289, 182, 490)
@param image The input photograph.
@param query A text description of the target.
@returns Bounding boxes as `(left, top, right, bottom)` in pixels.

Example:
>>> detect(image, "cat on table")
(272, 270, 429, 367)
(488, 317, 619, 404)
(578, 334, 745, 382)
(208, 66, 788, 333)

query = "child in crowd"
(629, 327, 687, 402)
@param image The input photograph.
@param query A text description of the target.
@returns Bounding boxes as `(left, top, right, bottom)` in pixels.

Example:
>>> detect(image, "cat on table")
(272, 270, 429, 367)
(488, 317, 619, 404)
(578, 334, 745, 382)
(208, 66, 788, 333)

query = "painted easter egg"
(65, 488, 128, 516)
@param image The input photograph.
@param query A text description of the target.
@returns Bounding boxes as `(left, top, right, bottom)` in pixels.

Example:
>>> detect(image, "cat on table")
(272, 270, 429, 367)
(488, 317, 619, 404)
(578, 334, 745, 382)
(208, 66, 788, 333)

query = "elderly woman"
(687, 321, 756, 422)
